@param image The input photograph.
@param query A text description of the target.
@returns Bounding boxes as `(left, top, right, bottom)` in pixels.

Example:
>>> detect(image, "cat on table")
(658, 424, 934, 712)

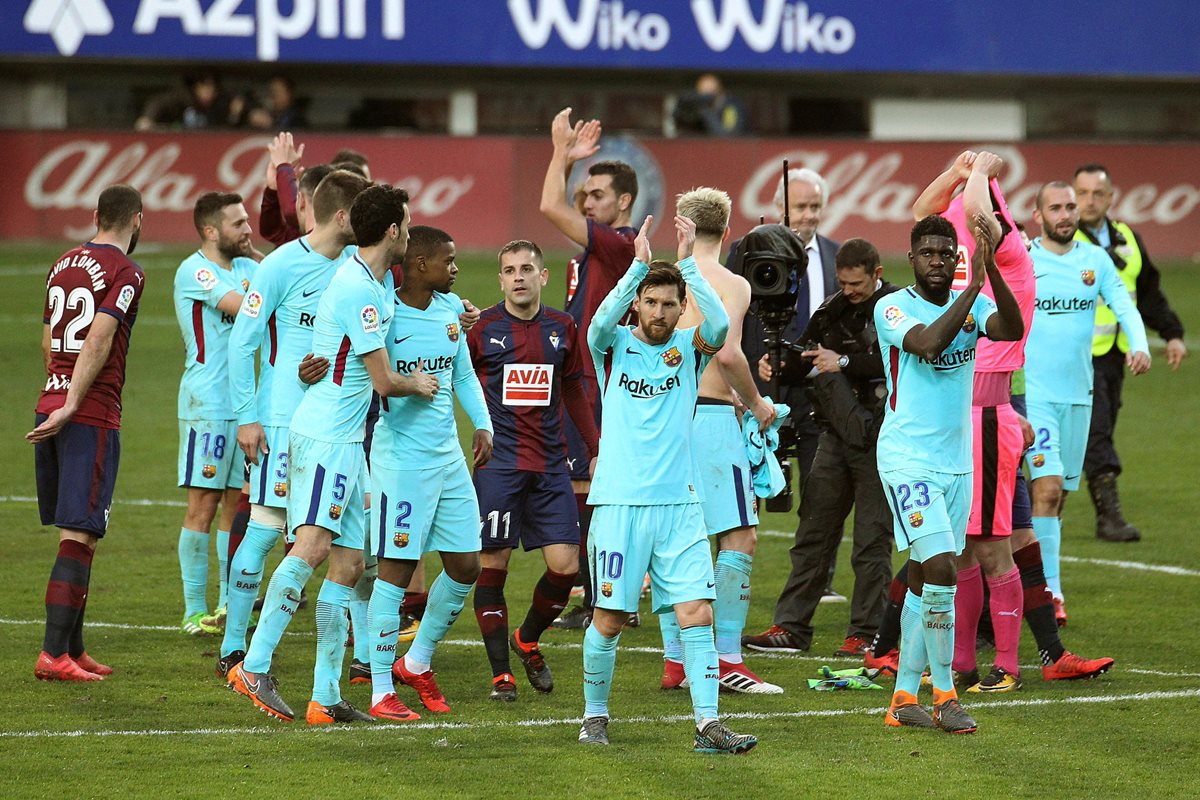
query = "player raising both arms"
(468, 240, 599, 701)
(31, 185, 145, 682)
(173, 192, 259, 636)
(876, 214, 1023, 734)
(660, 188, 781, 695)
(539, 109, 638, 628)
(578, 214, 755, 754)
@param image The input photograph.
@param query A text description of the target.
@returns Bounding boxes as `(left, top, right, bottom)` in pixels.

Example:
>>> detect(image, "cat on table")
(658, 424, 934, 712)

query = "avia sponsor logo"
(395, 355, 454, 374)
(23, 136, 474, 240)
(617, 371, 680, 399)
(502, 362, 554, 407)
(1036, 296, 1096, 314)
(508, 0, 854, 55)
(918, 347, 976, 370)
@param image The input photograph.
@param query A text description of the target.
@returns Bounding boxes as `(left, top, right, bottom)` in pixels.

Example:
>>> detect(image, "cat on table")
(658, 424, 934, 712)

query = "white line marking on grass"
(2, 688, 1196, 740)
(1060, 555, 1200, 577)
(0, 495, 187, 508)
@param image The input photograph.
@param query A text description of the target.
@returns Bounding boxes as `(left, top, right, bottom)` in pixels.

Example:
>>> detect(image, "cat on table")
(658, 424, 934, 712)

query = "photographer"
(672, 73, 747, 137)
(742, 239, 898, 656)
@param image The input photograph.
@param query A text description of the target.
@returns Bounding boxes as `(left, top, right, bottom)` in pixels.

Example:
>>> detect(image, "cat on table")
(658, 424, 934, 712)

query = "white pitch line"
(0, 495, 188, 508)
(1060, 555, 1200, 577)
(2, 688, 1196, 740)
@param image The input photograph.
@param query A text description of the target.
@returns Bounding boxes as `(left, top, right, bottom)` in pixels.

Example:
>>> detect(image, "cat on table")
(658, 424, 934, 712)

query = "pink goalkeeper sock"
(953, 564, 983, 673)
(987, 566, 1024, 675)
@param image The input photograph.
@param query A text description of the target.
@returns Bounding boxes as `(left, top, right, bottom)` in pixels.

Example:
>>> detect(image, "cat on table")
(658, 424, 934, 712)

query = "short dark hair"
(835, 238, 881, 272)
(589, 161, 638, 204)
(638, 261, 685, 301)
(193, 191, 243, 236)
(406, 225, 454, 262)
(96, 185, 142, 232)
(1035, 180, 1073, 209)
(332, 148, 368, 168)
(331, 161, 368, 178)
(311, 170, 371, 225)
(910, 214, 957, 250)
(350, 184, 410, 247)
(298, 163, 334, 196)
(498, 239, 544, 267)
(1074, 163, 1109, 179)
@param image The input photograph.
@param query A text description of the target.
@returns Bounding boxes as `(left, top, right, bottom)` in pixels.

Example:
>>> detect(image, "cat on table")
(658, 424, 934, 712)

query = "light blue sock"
(896, 590, 927, 698)
(714, 550, 753, 662)
(178, 527, 209, 616)
(216, 529, 230, 609)
(221, 519, 280, 658)
(404, 572, 472, 671)
(368, 578, 405, 702)
(312, 580, 353, 706)
(243, 555, 312, 674)
(583, 624, 619, 718)
(1033, 516, 1063, 598)
(659, 611, 682, 662)
(921, 583, 957, 696)
(680, 624, 719, 724)
(350, 563, 376, 663)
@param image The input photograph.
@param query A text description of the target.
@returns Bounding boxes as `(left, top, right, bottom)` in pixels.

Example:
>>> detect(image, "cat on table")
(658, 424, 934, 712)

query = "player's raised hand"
(675, 214, 697, 262)
(634, 215, 653, 263)
(297, 352, 329, 385)
(472, 429, 494, 467)
(970, 211, 995, 286)
(953, 150, 977, 179)
(268, 132, 304, 170)
(551, 108, 575, 151)
(26, 406, 74, 443)
(973, 151, 1004, 178)
(459, 300, 481, 331)
(237, 421, 269, 465)
(1127, 349, 1152, 376)
(403, 361, 439, 400)
(567, 118, 602, 163)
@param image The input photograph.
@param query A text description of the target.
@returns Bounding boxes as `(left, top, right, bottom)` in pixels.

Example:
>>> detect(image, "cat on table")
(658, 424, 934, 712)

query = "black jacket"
(1079, 220, 1185, 344)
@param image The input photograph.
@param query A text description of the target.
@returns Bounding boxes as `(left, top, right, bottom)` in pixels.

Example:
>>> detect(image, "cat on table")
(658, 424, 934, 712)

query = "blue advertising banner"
(8, 1, 1199, 77)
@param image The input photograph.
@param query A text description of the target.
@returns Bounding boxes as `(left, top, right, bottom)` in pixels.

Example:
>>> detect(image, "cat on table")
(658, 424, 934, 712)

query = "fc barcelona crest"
(1081, 270, 1096, 286)
(393, 531, 409, 548)
(908, 511, 924, 528)
(446, 323, 460, 342)
(962, 313, 976, 333)
(329, 503, 343, 520)
(202, 464, 217, 479)
(1032, 453, 1046, 467)
(274, 481, 288, 497)
(601, 581, 613, 598)
(661, 346, 683, 367)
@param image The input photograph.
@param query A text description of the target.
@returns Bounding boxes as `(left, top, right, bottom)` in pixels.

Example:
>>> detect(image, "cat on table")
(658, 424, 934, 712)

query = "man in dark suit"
(728, 168, 839, 484)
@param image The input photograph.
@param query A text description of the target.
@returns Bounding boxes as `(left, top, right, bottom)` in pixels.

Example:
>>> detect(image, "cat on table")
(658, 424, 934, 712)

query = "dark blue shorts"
(34, 415, 121, 538)
(474, 467, 580, 551)
(562, 415, 592, 482)
(1009, 393, 1033, 531)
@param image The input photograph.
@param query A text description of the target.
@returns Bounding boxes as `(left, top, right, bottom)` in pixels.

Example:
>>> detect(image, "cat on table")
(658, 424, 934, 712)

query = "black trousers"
(1084, 347, 1126, 479)
(771, 430, 894, 647)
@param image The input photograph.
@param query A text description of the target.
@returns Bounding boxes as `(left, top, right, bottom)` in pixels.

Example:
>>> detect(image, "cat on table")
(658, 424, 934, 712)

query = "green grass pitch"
(1, 241, 1197, 799)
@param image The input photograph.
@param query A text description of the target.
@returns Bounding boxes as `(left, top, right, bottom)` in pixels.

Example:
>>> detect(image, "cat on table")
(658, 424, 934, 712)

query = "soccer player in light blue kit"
(362, 226, 493, 721)
(875, 214, 1024, 734)
(228, 184, 435, 723)
(1024, 182, 1149, 616)
(217, 171, 369, 680)
(173, 192, 258, 635)
(578, 213, 755, 754)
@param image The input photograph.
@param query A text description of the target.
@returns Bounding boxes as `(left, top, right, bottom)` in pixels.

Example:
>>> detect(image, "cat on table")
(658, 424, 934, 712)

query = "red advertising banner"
(5, 131, 1198, 259)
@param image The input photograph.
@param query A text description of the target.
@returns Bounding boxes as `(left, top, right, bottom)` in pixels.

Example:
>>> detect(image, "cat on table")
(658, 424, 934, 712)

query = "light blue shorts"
(879, 468, 971, 557)
(1025, 400, 1092, 491)
(691, 403, 758, 535)
(369, 459, 480, 560)
(588, 503, 715, 615)
(286, 432, 367, 549)
(249, 425, 291, 509)
(177, 419, 240, 490)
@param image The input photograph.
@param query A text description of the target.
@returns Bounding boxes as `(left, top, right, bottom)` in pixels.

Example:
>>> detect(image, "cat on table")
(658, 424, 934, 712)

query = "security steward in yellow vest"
(1073, 164, 1187, 542)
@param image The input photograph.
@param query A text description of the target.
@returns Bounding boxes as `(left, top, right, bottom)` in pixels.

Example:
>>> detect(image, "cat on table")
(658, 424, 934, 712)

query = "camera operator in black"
(742, 239, 899, 655)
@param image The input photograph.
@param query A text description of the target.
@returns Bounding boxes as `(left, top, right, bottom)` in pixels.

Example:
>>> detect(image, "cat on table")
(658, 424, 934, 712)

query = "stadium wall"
(5, 130, 1198, 258)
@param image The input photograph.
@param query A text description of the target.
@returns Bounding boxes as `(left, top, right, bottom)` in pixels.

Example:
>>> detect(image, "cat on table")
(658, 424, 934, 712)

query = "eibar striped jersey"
(173, 250, 256, 421)
(875, 287, 998, 475)
(290, 255, 393, 444)
(468, 303, 598, 474)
